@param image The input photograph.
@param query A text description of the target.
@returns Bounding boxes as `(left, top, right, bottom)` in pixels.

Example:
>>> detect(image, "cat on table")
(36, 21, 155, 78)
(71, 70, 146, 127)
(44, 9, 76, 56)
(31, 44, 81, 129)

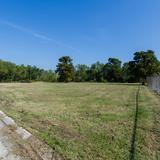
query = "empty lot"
(0, 83, 159, 159)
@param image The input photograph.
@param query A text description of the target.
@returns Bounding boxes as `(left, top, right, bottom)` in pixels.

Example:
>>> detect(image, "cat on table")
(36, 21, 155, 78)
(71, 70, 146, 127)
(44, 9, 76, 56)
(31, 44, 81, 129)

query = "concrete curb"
(0, 110, 62, 160)
(0, 111, 32, 140)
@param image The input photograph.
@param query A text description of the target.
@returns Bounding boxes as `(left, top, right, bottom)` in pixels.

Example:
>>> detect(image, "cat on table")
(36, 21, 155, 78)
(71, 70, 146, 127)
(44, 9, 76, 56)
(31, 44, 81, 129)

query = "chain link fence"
(147, 75, 160, 94)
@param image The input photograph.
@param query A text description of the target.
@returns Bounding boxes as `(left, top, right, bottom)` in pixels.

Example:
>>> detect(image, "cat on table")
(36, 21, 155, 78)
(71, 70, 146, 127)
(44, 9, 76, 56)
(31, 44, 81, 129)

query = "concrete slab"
(0, 120, 5, 129)
(16, 127, 32, 140)
(2, 116, 16, 126)
(0, 111, 6, 117)
(0, 132, 24, 159)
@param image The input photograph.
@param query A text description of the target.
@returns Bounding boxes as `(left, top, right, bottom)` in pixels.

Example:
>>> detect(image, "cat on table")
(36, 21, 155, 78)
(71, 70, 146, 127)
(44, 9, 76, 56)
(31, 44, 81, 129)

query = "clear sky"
(0, 0, 160, 69)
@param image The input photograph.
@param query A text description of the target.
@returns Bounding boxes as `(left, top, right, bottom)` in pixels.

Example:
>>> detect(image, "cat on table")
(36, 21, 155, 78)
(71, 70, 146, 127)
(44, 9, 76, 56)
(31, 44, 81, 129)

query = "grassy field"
(0, 82, 159, 159)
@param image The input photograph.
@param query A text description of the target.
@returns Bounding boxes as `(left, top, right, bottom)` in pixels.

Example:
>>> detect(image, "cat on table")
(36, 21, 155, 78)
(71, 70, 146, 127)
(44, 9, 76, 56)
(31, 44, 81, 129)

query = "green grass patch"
(0, 83, 159, 159)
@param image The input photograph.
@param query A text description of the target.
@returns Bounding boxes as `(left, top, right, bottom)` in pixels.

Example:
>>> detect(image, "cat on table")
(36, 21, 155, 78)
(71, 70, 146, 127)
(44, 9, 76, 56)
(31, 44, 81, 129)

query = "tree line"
(56, 50, 160, 84)
(0, 60, 58, 82)
(0, 50, 159, 83)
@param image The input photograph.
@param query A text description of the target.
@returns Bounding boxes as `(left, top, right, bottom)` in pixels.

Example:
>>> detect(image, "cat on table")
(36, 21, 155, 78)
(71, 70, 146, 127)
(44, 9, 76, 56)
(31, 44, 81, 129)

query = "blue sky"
(0, 0, 160, 69)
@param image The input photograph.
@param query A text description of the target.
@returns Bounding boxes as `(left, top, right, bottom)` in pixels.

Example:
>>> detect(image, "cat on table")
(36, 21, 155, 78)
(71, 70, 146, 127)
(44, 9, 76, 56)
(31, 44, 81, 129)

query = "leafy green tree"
(129, 50, 160, 84)
(122, 62, 136, 82)
(75, 64, 89, 82)
(103, 58, 122, 82)
(0, 59, 57, 82)
(122, 62, 129, 82)
(89, 61, 104, 82)
(40, 70, 58, 82)
(56, 56, 75, 82)
(0, 60, 8, 81)
(0, 60, 16, 82)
